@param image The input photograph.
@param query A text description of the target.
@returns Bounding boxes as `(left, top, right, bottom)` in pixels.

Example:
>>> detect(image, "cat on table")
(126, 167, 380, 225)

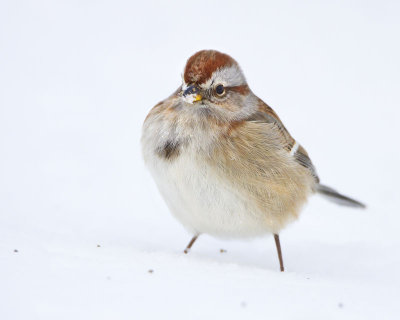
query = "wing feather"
(246, 100, 319, 182)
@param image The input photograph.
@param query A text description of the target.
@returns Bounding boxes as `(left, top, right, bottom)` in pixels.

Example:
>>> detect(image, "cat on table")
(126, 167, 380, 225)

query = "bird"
(141, 50, 365, 272)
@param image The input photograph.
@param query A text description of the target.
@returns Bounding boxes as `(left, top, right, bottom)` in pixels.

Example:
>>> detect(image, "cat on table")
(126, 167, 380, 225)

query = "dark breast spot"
(156, 140, 181, 160)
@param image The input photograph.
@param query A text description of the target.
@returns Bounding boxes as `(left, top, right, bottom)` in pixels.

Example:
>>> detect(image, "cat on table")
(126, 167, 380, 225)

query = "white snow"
(1, 1, 399, 319)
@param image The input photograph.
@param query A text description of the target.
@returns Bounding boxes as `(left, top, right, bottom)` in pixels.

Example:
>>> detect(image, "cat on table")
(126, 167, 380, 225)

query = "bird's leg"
(183, 234, 199, 254)
(274, 234, 285, 272)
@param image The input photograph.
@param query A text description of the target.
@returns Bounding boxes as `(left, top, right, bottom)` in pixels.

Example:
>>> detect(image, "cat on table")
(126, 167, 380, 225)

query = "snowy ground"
(1, 1, 400, 319)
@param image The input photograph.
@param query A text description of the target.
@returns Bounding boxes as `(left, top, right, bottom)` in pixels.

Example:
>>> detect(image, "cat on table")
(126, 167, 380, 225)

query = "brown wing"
(211, 117, 316, 232)
(247, 101, 295, 151)
(294, 145, 320, 183)
(246, 99, 320, 183)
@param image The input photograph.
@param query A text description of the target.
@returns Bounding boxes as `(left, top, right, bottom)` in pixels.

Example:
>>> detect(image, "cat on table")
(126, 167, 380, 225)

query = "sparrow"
(141, 50, 365, 272)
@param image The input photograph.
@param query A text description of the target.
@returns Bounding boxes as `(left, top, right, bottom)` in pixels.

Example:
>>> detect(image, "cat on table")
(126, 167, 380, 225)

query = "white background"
(1, 1, 399, 319)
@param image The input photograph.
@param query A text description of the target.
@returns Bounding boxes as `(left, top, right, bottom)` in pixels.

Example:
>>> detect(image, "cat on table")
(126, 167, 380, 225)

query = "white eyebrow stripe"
(201, 65, 246, 89)
(290, 141, 299, 156)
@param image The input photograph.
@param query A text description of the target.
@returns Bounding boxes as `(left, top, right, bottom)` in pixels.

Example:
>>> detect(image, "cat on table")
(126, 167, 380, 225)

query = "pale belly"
(146, 151, 272, 238)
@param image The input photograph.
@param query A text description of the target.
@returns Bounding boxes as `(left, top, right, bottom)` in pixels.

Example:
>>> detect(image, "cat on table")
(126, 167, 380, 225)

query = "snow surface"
(1, 1, 400, 319)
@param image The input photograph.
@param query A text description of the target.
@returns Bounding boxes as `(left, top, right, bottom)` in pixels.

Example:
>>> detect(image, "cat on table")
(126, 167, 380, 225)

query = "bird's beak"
(193, 94, 202, 102)
(182, 85, 202, 104)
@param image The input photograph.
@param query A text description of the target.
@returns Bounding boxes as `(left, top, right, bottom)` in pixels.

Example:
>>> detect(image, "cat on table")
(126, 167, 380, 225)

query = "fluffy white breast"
(143, 145, 272, 238)
(141, 114, 272, 238)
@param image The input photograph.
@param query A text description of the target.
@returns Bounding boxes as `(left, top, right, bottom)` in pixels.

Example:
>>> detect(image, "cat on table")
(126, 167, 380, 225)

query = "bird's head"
(179, 50, 256, 120)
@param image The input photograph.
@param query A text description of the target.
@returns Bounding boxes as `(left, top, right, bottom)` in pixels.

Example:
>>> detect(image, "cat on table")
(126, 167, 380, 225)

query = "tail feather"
(316, 184, 366, 209)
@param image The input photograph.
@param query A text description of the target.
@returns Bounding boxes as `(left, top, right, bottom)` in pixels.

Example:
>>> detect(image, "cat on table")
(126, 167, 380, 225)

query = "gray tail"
(316, 184, 366, 209)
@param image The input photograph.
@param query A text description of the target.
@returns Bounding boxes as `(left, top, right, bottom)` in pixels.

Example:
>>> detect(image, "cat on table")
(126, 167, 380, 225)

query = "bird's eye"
(215, 84, 225, 96)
